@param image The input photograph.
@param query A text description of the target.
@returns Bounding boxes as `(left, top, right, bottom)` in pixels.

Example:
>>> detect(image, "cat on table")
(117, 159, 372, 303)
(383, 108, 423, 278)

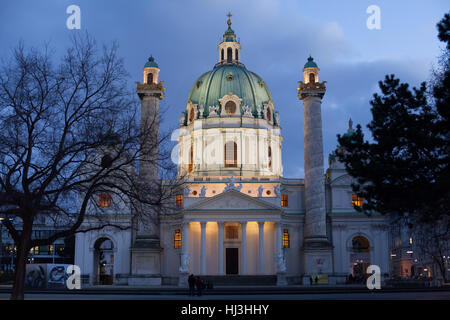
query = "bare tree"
(0, 34, 181, 300)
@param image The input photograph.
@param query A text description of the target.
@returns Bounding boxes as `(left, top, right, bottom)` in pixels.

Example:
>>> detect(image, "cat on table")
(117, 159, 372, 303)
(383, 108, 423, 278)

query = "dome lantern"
(218, 12, 241, 65)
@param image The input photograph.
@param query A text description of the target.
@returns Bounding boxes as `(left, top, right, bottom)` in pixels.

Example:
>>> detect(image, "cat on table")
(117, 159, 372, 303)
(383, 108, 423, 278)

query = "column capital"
(200, 221, 207, 227)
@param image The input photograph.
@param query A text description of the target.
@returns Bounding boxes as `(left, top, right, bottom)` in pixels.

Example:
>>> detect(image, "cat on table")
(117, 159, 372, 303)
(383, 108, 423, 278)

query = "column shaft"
(241, 222, 247, 275)
(258, 221, 265, 275)
(200, 222, 206, 275)
(218, 222, 224, 275)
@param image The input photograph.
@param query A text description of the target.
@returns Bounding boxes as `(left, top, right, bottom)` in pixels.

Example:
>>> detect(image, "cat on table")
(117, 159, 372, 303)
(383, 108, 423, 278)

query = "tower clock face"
(225, 101, 236, 115)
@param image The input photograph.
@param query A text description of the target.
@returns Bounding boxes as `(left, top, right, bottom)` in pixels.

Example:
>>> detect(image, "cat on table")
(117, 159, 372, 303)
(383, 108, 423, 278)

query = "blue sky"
(0, 0, 448, 178)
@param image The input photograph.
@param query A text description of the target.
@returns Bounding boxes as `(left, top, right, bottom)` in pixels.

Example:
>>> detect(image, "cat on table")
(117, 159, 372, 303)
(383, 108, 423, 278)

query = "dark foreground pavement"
(1, 284, 450, 299)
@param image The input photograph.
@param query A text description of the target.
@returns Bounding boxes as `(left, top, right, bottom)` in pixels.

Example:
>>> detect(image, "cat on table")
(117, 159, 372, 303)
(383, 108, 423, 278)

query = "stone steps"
(198, 275, 277, 286)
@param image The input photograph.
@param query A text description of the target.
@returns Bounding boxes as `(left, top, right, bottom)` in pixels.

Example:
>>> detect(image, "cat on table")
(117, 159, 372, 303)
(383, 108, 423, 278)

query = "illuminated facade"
(74, 16, 390, 286)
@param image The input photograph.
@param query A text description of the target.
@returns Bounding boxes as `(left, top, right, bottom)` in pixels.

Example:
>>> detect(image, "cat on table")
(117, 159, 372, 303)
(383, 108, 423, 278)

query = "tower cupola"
(302, 56, 319, 84)
(143, 56, 160, 84)
(218, 13, 241, 65)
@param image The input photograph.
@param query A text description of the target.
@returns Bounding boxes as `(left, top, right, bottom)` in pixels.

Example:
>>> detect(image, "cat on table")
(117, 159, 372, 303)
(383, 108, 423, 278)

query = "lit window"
(225, 226, 238, 239)
(99, 193, 111, 207)
(176, 194, 183, 207)
(352, 194, 364, 207)
(174, 229, 181, 249)
(281, 194, 288, 207)
(409, 237, 413, 245)
(282, 229, 290, 248)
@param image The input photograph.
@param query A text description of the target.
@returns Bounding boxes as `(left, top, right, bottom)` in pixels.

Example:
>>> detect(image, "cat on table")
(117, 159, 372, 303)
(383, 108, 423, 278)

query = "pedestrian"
(309, 275, 313, 285)
(188, 274, 195, 296)
(314, 275, 318, 284)
(195, 276, 204, 296)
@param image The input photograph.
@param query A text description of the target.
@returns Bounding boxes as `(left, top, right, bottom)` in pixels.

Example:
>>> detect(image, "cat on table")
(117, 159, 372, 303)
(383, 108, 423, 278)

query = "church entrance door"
(226, 248, 239, 275)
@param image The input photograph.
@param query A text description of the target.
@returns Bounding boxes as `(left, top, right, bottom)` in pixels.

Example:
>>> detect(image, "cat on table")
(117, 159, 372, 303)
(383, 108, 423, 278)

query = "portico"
(180, 220, 285, 276)
(177, 189, 286, 277)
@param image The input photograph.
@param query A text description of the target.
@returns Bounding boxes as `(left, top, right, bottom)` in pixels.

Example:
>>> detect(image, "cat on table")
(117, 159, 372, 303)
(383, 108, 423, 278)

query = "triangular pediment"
(185, 189, 281, 211)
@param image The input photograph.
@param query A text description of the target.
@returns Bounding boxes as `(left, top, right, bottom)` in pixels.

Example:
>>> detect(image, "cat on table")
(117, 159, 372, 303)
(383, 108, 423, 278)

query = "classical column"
(297, 58, 329, 246)
(241, 221, 247, 275)
(297, 56, 333, 280)
(200, 222, 207, 275)
(218, 222, 224, 275)
(258, 221, 265, 275)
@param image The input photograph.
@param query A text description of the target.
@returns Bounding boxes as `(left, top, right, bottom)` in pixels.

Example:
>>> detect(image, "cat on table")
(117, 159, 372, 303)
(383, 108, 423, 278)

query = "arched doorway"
(349, 235, 371, 283)
(93, 237, 114, 285)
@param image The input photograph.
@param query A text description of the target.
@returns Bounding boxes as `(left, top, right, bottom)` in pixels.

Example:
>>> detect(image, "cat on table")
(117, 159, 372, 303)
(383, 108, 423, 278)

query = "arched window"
(266, 108, 272, 121)
(147, 73, 153, 84)
(189, 108, 195, 122)
(235, 49, 239, 61)
(224, 141, 237, 167)
(309, 73, 315, 83)
(268, 146, 272, 169)
(352, 236, 370, 252)
(225, 101, 236, 115)
(188, 145, 194, 172)
(221, 49, 224, 61)
(227, 47, 232, 63)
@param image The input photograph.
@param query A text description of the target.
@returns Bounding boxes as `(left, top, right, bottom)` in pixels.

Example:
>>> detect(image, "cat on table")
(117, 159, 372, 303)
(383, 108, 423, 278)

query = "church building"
(74, 15, 390, 286)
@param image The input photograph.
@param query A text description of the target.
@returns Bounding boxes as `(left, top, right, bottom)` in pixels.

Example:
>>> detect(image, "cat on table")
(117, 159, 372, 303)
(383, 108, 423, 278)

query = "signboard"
(25, 264, 71, 289)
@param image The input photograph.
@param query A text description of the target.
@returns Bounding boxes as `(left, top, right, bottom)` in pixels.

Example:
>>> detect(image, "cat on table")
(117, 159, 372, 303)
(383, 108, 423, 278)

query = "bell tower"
(297, 56, 333, 283)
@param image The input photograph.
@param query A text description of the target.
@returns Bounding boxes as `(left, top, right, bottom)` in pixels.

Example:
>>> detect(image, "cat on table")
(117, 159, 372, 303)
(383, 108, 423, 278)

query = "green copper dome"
(187, 64, 273, 116)
(304, 56, 318, 69)
(144, 56, 159, 68)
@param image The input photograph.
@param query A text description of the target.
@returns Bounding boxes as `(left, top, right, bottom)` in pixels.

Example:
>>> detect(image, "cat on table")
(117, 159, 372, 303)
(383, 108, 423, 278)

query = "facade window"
(188, 145, 194, 172)
(235, 49, 239, 61)
(282, 229, 290, 248)
(281, 194, 288, 207)
(225, 101, 236, 115)
(189, 108, 195, 122)
(221, 49, 224, 61)
(224, 141, 237, 167)
(351, 194, 364, 207)
(98, 193, 111, 207)
(225, 226, 238, 239)
(147, 73, 153, 84)
(268, 146, 272, 169)
(174, 229, 181, 249)
(176, 194, 183, 207)
(309, 73, 315, 83)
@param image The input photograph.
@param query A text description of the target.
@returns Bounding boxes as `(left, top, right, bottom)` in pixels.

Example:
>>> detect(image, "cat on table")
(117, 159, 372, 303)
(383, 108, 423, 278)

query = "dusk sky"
(1, 0, 448, 178)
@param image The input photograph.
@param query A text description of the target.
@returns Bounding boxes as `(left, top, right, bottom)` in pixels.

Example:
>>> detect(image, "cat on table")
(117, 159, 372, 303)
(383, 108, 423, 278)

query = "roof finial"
(348, 118, 353, 131)
(227, 12, 232, 26)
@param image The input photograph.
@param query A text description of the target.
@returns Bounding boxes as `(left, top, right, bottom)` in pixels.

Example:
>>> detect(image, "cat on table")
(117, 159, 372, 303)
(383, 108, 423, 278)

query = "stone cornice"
(297, 81, 326, 100)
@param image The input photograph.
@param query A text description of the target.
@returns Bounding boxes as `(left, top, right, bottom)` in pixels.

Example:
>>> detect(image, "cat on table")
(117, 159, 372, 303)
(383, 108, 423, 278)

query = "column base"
(276, 273, 288, 286)
(178, 273, 189, 287)
(302, 238, 333, 276)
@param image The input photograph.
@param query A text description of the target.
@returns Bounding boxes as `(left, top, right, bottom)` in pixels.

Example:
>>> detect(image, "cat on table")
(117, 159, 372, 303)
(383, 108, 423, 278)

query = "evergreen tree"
(336, 13, 450, 223)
